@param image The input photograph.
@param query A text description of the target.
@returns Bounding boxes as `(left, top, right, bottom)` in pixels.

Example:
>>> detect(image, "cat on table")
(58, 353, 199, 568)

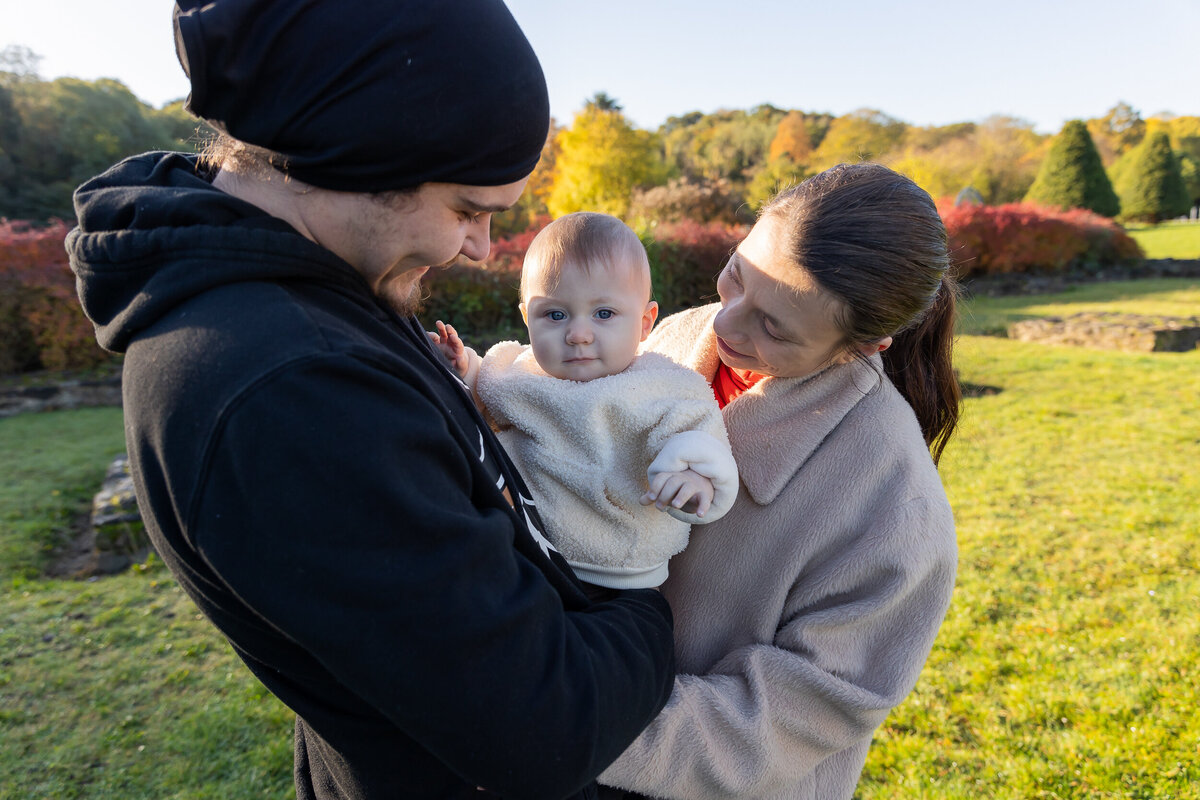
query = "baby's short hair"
(520, 212, 650, 299)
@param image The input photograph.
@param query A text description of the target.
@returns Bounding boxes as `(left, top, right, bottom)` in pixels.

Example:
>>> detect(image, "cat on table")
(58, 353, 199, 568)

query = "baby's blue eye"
(547, 310, 566, 321)
(595, 309, 614, 320)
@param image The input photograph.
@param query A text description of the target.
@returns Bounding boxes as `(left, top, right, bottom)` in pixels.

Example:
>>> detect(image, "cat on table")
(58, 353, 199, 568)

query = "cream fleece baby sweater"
(477, 341, 738, 588)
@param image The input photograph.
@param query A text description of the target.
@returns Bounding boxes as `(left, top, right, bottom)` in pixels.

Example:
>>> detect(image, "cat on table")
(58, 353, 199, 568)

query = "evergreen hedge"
(1114, 130, 1192, 223)
(1025, 120, 1120, 217)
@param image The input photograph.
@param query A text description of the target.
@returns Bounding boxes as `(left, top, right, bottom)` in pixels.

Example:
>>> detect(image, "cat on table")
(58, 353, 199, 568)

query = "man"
(66, 2, 674, 798)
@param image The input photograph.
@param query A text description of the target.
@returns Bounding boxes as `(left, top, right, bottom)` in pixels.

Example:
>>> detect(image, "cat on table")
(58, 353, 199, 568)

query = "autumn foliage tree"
(1024, 120, 1119, 217)
(547, 97, 669, 219)
(809, 108, 906, 171)
(767, 111, 813, 164)
(490, 119, 561, 237)
(1086, 102, 1146, 165)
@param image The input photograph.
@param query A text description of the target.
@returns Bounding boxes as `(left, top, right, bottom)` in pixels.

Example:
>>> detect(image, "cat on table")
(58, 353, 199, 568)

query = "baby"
(435, 212, 737, 588)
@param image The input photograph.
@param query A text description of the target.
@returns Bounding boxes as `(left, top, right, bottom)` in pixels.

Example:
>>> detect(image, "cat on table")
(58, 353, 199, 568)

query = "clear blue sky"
(5, 0, 1196, 134)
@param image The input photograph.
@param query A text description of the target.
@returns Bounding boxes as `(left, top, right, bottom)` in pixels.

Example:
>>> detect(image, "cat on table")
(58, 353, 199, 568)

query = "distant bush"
(938, 202, 1143, 279)
(629, 178, 747, 225)
(0, 219, 112, 375)
(641, 220, 743, 314)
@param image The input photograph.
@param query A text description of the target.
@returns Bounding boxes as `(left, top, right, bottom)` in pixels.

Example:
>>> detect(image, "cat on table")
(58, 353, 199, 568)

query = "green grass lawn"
(2, 278, 1198, 798)
(1126, 220, 1200, 260)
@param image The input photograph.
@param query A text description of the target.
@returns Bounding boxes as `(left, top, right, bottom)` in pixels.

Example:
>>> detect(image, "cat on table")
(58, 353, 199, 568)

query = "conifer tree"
(1114, 129, 1192, 223)
(1024, 120, 1119, 217)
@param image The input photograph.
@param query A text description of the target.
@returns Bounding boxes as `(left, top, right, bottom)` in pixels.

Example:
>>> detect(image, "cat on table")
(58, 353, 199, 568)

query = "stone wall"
(0, 375, 121, 418)
(1008, 312, 1200, 353)
(964, 258, 1200, 298)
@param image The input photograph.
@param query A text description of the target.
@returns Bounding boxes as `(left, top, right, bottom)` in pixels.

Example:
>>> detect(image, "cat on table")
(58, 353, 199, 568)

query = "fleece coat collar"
(640, 303, 882, 505)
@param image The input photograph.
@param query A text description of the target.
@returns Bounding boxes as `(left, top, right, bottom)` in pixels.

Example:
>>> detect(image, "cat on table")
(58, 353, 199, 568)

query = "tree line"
(2, 46, 1196, 228)
(0, 46, 210, 220)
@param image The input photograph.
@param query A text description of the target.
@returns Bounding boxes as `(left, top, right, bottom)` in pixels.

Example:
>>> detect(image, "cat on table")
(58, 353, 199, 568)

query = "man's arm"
(191, 353, 674, 798)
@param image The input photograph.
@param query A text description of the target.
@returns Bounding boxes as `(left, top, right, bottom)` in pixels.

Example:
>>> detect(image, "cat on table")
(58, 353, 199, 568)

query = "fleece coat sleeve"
(186, 352, 675, 799)
(599, 497, 956, 798)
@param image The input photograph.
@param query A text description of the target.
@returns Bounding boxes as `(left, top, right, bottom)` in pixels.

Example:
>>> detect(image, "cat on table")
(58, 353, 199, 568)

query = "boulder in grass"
(1008, 312, 1200, 353)
(90, 454, 150, 574)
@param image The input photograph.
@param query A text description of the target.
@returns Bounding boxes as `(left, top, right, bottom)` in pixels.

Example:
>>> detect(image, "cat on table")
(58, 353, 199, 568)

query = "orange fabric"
(712, 361, 767, 409)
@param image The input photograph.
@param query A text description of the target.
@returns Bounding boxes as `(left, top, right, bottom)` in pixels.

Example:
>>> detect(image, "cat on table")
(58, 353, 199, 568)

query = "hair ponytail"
(881, 273, 961, 464)
(763, 163, 962, 466)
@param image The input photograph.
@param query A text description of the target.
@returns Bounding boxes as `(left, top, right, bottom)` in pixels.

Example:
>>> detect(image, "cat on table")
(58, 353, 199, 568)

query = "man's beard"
(379, 277, 426, 317)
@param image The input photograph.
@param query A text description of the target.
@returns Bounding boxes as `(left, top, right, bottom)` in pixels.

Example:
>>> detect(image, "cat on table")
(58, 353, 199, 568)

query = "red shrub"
(937, 202, 1143, 279)
(0, 219, 111, 374)
(642, 220, 746, 313)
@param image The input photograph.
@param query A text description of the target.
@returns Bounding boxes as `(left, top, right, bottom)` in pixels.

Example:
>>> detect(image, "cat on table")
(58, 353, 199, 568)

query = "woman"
(600, 163, 961, 799)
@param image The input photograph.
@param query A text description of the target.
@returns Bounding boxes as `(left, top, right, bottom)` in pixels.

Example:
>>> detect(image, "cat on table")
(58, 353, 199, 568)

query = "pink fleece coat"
(600, 304, 958, 799)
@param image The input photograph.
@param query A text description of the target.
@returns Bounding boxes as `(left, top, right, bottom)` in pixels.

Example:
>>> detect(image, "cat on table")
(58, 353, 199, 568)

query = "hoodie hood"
(68, 152, 370, 353)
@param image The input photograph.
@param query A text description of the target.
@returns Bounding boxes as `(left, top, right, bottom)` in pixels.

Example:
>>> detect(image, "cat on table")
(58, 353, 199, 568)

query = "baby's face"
(521, 261, 657, 382)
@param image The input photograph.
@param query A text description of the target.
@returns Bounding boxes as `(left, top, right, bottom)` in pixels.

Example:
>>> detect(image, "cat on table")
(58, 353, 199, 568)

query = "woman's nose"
(713, 303, 745, 342)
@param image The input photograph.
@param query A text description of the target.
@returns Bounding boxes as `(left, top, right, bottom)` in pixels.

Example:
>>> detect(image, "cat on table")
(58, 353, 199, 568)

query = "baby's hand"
(428, 321, 470, 376)
(640, 468, 715, 518)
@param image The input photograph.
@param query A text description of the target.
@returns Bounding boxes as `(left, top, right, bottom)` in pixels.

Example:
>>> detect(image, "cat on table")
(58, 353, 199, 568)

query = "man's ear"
(641, 300, 659, 340)
(519, 302, 529, 326)
(859, 336, 892, 356)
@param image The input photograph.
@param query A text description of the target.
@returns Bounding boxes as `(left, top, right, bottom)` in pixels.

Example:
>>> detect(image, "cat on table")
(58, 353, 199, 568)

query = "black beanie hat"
(173, 0, 550, 192)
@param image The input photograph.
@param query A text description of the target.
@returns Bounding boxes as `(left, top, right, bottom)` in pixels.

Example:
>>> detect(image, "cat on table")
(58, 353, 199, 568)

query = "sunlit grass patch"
(860, 334, 1200, 799)
(1127, 221, 1200, 260)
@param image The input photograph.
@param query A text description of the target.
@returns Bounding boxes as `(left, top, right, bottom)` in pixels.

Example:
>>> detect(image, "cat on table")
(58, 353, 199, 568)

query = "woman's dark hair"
(761, 163, 961, 464)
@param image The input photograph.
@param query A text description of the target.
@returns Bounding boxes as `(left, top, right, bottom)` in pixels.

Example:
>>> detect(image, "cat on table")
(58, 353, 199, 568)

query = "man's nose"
(460, 220, 492, 262)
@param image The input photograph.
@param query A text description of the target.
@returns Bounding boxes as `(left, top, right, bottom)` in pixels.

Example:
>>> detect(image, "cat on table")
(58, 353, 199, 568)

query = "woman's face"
(713, 214, 852, 379)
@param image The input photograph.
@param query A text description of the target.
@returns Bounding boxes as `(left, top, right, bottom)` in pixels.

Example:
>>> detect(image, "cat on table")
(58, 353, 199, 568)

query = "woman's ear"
(641, 300, 660, 340)
(858, 336, 893, 356)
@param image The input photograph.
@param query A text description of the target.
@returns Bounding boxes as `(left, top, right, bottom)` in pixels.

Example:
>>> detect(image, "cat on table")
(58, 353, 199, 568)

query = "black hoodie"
(68, 152, 674, 800)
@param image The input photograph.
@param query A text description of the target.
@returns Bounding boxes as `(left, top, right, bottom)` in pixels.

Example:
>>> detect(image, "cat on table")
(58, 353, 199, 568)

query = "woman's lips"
(715, 337, 749, 359)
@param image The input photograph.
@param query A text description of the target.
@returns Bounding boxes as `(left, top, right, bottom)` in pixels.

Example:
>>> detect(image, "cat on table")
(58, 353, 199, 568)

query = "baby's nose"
(565, 323, 593, 344)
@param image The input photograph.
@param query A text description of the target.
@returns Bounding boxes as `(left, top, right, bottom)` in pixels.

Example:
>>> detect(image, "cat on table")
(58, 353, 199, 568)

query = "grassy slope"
(2, 278, 1198, 798)
(0, 407, 127, 578)
(860, 278, 1200, 798)
(1126, 221, 1200, 260)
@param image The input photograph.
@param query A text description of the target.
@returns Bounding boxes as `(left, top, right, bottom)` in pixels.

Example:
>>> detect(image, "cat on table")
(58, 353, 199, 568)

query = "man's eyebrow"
(460, 197, 513, 213)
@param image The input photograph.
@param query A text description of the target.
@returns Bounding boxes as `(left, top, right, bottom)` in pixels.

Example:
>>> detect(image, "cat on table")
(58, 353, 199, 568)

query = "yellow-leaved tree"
(547, 95, 669, 219)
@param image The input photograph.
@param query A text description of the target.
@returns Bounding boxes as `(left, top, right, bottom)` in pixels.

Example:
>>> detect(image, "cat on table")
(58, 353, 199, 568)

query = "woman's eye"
(595, 309, 614, 320)
(724, 261, 742, 286)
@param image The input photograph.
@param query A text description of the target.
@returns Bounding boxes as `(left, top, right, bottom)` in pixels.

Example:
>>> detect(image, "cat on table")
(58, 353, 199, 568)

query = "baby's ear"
(640, 300, 659, 340)
(518, 302, 529, 326)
